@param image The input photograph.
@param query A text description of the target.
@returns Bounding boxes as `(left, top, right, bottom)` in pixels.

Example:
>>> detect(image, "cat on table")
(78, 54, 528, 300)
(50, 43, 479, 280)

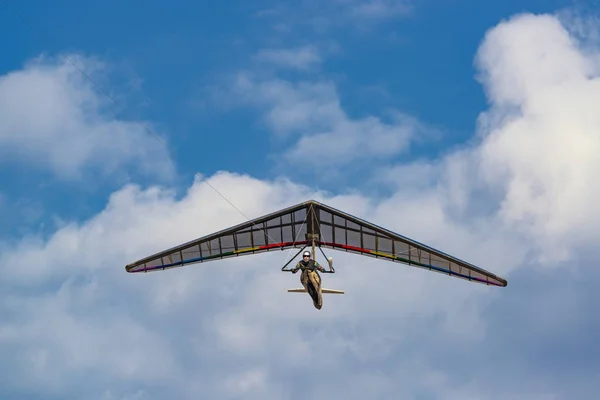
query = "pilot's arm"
(291, 261, 301, 273)
(314, 261, 326, 272)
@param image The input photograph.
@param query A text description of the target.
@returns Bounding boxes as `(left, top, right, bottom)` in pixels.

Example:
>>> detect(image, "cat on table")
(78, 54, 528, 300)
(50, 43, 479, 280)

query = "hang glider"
(124, 199, 508, 288)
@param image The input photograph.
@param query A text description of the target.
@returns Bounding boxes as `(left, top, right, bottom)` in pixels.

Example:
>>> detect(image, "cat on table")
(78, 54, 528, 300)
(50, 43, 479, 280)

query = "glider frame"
(124, 199, 507, 287)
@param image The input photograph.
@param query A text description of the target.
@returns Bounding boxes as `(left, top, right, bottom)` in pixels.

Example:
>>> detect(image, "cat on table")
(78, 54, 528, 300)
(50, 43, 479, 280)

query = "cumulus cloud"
(211, 2, 419, 174)
(474, 13, 600, 259)
(0, 171, 510, 399)
(3, 10, 600, 400)
(225, 73, 432, 169)
(375, 12, 600, 264)
(0, 54, 174, 181)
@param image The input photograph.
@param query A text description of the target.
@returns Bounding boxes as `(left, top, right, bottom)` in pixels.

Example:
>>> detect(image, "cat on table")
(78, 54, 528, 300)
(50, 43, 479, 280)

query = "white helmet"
(303, 251, 311, 257)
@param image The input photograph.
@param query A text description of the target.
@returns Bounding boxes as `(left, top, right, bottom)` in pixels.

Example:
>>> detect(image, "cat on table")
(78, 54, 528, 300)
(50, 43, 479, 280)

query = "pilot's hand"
(291, 268, 298, 273)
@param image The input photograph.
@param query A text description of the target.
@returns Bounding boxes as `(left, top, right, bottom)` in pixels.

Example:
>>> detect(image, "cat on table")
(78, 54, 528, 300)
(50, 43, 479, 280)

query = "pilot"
(291, 251, 326, 275)
(291, 251, 326, 286)
(291, 250, 326, 309)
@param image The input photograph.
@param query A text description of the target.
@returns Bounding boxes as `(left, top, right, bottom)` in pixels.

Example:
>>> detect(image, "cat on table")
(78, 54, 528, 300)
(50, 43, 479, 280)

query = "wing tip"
(489, 276, 508, 287)
(125, 264, 137, 273)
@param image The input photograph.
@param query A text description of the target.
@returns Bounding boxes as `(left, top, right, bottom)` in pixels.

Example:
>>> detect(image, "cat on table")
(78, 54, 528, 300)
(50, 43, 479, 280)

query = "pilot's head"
(302, 251, 311, 264)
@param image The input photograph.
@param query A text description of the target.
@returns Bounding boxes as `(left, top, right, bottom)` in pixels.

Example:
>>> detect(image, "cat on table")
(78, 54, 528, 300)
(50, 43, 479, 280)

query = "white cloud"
(253, 0, 412, 37)
(253, 45, 322, 70)
(473, 13, 600, 260)
(0, 54, 174, 181)
(227, 73, 431, 169)
(341, 0, 413, 20)
(373, 12, 600, 264)
(3, 10, 600, 400)
(0, 171, 513, 399)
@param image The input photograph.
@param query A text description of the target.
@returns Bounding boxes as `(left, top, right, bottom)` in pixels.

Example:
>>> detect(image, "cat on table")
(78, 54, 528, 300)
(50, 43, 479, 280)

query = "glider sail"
(125, 200, 507, 287)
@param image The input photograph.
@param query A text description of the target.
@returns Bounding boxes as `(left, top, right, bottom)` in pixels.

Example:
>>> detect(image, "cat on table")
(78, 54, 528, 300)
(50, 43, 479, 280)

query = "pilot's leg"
(313, 270, 321, 288)
(307, 270, 322, 310)
(300, 270, 308, 290)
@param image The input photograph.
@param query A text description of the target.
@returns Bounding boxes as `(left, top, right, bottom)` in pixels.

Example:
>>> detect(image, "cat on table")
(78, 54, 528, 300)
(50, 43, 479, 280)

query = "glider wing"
(125, 200, 508, 287)
(125, 202, 312, 273)
(312, 201, 507, 287)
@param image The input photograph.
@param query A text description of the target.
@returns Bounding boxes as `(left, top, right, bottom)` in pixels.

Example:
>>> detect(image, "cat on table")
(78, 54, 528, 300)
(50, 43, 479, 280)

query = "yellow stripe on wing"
(234, 247, 261, 254)
(370, 250, 397, 260)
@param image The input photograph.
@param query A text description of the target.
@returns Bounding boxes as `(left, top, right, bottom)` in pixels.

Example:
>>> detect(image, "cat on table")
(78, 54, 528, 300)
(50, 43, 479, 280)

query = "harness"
(296, 259, 320, 271)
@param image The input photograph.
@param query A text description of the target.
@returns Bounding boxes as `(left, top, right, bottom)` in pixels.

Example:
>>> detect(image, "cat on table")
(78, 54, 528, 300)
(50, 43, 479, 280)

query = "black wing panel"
(314, 204, 507, 287)
(125, 202, 312, 273)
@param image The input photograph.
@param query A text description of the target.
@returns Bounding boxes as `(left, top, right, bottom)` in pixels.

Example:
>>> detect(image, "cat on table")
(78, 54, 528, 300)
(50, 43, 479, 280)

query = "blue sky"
(0, 0, 579, 233)
(2, 0, 600, 399)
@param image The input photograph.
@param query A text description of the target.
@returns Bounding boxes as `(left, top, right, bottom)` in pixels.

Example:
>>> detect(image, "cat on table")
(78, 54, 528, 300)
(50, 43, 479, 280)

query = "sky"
(1, 0, 600, 398)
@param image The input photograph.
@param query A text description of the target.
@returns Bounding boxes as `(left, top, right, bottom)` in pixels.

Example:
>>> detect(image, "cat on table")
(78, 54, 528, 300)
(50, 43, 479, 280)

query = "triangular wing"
(125, 200, 508, 287)
(125, 201, 313, 273)
(311, 201, 507, 287)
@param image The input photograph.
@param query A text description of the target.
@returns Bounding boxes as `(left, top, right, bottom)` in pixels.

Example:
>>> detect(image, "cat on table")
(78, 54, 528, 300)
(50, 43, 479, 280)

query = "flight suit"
(292, 259, 325, 309)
